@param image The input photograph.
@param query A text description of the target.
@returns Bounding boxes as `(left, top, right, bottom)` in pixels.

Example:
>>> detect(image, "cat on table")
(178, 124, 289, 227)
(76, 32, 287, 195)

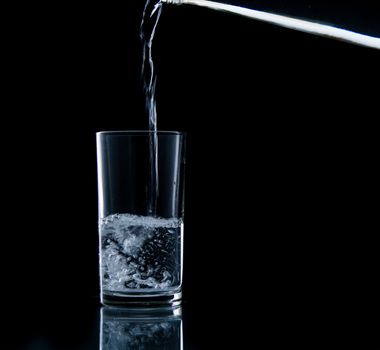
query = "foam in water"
(100, 213, 182, 292)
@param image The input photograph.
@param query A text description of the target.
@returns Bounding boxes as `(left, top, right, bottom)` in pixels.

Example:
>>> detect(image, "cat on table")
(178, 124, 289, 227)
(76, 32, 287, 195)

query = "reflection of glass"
(100, 306, 183, 350)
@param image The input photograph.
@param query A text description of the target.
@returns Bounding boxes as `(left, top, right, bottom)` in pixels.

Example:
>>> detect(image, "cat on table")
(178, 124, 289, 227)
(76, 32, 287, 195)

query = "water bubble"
(100, 213, 181, 291)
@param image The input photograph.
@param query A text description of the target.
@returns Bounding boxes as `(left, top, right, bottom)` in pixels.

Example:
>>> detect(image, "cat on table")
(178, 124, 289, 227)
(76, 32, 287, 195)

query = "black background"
(2, 1, 380, 349)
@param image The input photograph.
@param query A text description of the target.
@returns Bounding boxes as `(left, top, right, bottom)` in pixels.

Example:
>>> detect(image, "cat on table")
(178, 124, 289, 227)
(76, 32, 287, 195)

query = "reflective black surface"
(4, 296, 380, 349)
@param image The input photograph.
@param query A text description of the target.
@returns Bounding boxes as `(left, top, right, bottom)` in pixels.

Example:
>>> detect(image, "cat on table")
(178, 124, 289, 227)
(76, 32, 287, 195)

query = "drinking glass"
(96, 131, 185, 305)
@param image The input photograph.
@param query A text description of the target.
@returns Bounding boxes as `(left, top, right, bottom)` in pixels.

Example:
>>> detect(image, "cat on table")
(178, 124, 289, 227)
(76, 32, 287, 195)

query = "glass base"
(101, 290, 182, 306)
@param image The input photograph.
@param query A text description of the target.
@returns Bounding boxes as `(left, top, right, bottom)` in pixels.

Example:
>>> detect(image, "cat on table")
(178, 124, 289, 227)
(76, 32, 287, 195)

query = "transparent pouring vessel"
(162, 0, 380, 49)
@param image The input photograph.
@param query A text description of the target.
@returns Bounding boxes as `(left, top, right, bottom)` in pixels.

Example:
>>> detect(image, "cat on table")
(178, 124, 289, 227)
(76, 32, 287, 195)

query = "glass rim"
(96, 130, 184, 136)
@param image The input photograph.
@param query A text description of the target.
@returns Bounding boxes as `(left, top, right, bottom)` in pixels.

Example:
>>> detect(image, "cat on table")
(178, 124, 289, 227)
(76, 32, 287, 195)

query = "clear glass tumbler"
(96, 131, 185, 305)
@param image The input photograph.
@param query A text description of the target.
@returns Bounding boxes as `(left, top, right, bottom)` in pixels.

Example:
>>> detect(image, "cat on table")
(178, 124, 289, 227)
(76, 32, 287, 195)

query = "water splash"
(100, 213, 182, 292)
